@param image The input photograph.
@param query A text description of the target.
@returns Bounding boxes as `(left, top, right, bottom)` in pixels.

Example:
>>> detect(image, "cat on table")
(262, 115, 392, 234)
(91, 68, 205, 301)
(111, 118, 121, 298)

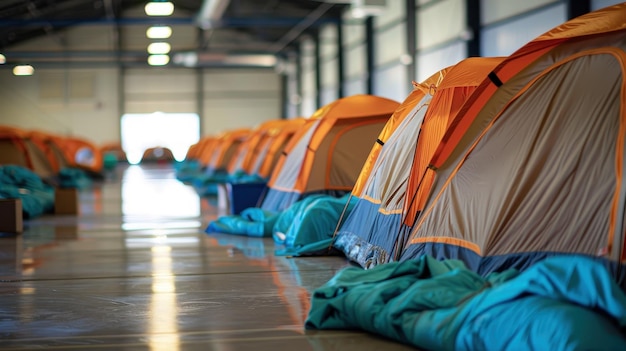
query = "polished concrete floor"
(0, 164, 415, 350)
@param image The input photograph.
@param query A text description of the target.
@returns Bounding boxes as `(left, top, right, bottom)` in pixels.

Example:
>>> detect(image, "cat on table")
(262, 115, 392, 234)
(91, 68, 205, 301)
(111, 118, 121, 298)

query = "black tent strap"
(488, 71, 503, 87)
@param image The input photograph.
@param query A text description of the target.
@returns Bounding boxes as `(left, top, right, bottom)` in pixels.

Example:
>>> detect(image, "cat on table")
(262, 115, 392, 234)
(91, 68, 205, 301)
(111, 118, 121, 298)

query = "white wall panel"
(300, 93, 317, 118)
(300, 38, 317, 118)
(481, 0, 560, 25)
(202, 99, 280, 134)
(125, 68, 196, 112)
(376, 23, 406, 66)
(375, 0, 405, 28)
(125, 69, 196, 94)
(203, 70, 279, 92)
(481, 4, 566, 57)
(201, 68, 281, 135)
(0, 68, 121, 144)
(418, 0, 465, 50)
(319, 24, 338, 58)
(344, 77, 366, 97)
(321, 87, 338, 107)
(345, 43, 367, 78)
(417, 41, 465, 82)
(343, 19, 366, 46)
(373, 63, 408, 103)
(321, 57, 338, 88)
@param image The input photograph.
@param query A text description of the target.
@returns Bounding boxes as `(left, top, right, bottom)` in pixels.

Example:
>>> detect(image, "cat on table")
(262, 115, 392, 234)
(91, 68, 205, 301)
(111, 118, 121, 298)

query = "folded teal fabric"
(306, 255, 626, 351)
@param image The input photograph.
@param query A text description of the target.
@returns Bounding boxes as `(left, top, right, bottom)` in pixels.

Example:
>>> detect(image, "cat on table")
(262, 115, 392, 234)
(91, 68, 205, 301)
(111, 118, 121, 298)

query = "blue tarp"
(306, 255, 626, 351)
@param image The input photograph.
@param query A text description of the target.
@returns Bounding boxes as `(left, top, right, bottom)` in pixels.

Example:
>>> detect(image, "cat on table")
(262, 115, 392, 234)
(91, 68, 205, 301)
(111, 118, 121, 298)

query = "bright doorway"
(121, 112, 200, 164)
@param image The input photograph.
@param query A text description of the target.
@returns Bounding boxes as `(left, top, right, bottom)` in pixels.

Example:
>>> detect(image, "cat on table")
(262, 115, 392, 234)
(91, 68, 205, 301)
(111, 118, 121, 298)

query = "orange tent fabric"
(262, 94, 400, 212)
(400, 4, 626, 285)
(402, 57, 506, 226)
(207, 128, 251, 171)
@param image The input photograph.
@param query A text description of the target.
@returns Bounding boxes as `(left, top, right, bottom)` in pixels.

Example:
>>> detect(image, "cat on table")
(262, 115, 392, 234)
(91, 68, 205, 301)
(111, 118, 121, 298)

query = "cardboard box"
(55, 187, 79, 215)
(0, 198, 23, 233)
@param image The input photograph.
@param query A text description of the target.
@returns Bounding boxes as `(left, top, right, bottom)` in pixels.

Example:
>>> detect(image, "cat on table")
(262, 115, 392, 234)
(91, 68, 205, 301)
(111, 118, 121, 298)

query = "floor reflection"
(149, 244, 180, 351)
(0, 164, 413, 350)
(122, 165, 200, 218)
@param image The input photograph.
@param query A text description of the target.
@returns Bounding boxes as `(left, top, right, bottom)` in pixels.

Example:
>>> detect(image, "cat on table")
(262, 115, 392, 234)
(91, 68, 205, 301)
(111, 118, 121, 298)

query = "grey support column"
(365, 16, 374, 95)
(337, 18, 345, 98)
(466, 0, 481, 57)
(567, 0, 590, 19)
(314, 31, 322, 108)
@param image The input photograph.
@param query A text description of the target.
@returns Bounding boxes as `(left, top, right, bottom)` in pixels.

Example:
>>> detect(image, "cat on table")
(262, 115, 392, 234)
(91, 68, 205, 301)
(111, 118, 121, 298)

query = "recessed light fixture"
(0, 54, 6, 64)
(147, 42, 171, 55)
(145, 1, 174, 16)
(13, 65, 34, 76)
(146, 26, 172, 39)
(148, 54, 170, 66)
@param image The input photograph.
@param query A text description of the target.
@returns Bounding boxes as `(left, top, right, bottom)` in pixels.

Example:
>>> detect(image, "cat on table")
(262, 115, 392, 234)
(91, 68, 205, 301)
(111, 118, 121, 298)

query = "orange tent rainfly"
(332, 57, 504, 268)
(397, 3, 626, 290)
(206, 128, 251, 174)
(0, 126, 56, 180)
(260, 94, 400, 213)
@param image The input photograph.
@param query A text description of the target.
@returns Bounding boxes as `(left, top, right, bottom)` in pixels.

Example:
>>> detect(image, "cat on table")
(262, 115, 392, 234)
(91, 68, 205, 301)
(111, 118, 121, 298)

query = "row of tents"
(0, 125, 128, 218)
(183, 3, 626, 292)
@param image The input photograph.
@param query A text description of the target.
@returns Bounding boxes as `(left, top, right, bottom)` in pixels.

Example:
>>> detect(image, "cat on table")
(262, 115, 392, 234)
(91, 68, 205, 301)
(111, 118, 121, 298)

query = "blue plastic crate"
(223, 182, 267, 215)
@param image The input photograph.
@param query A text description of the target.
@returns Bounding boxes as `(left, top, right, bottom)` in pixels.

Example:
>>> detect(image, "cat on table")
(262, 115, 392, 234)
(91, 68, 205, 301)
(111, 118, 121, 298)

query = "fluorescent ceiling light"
(224, 54, 277, 67)
(13, 65, 34, 76)
(145, 2, 174, 16)
(147, 42, 171, 54)
(148, 54, 170, 66)
(0, 54, 5, 64)
(146, 26, 172, 39)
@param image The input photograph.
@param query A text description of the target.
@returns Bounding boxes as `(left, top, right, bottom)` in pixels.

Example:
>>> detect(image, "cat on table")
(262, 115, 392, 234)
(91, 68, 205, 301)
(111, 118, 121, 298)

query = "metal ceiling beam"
(0, 16, 340, 27)
(268, 2, 335, 53)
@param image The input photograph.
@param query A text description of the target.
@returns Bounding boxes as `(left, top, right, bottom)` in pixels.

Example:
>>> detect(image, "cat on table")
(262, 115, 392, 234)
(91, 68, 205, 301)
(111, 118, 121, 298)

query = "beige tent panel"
(411, 52, 622, 257)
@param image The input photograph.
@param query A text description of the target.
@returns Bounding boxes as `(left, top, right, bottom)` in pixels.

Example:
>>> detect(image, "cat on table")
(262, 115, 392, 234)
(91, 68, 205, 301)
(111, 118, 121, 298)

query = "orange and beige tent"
(252, 118, 308, 179)
(141, 146, 175, 163)
(101, 142, 127, 163)
(398, 3, 626, 288)
(0, 126, 56, 180)
(29, 131, 103, 175)
(193, 136, 219, 166)
(60, 136, 103, 175)
(333, 57, 504, 268)
(260, 94, 400, 212)
(28, 130, 69, 173)
(226, 119, 287, 175)
(206, 128, 251, 173)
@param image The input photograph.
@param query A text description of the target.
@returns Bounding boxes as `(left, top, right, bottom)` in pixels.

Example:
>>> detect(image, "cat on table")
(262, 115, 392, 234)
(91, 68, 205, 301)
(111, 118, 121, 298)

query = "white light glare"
(13, 65, 34, 76)
(145, 2, 174, 16)
(0, 54, 5, 64)
(148, 54, 170, 66)
(146, 26, 172, 39)
(148, 42, 171, 54)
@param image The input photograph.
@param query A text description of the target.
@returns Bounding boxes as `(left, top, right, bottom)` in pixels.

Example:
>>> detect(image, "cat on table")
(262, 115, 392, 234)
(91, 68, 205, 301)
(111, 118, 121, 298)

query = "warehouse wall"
(0, 5, 283, 146)
(1, 0, 623, 145)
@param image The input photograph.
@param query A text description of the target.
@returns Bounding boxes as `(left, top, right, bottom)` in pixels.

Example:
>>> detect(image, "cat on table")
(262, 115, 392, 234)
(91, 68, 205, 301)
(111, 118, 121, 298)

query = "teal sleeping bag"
(273, 194, 356, 256)
(306, 255, 626, 351)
